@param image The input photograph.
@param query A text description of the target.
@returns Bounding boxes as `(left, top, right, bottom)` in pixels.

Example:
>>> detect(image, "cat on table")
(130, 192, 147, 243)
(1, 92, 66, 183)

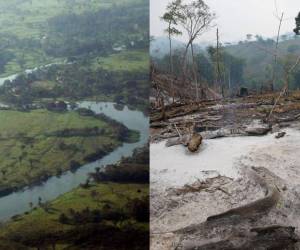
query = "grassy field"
(0, 109, 131, 194)
(0, 182, 148, 250)
(92, 49, 149, 73)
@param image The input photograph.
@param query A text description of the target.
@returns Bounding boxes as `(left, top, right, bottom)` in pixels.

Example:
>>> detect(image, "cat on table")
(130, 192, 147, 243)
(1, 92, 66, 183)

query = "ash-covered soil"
(151, 123, 300, 250)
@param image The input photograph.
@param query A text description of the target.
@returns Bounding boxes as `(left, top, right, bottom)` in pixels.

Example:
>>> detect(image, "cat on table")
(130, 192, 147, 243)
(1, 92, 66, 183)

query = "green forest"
(151, 35, 300, 95)
(0, 0, 149, 249)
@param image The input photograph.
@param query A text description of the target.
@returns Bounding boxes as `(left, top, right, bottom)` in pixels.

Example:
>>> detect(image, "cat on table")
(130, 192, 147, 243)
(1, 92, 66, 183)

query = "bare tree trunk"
(216, 28, 223, 97)
(228, 68, 231, 91)
(182, 39, 192, 80)
(268, 55, 300, 120)
(271, 12, 284, 91)
(168, 23, 175, 103)
(190, 42, 199, 101)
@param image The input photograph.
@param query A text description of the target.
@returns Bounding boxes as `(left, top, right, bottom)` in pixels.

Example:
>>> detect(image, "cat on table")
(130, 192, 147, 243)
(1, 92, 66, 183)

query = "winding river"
(0, 101, 148, 221)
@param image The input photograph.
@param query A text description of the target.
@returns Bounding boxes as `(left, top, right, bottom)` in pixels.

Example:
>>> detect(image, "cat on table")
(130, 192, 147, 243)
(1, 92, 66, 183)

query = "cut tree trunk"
(188, 133, 203, 152)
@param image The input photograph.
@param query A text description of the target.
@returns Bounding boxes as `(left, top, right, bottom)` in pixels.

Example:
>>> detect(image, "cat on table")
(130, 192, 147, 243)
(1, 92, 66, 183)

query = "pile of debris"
(151, 91, 300, 150)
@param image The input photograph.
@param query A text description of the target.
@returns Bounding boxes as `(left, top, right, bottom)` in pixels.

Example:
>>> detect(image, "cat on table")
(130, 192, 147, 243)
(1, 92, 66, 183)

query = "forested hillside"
(151, 35, 300, 93)
(0, 0, 149, 111)
(0, 0, 148, 76)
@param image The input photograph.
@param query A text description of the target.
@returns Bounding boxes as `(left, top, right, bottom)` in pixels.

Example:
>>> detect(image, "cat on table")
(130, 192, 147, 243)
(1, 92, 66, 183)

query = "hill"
(225, 36, 300, 89)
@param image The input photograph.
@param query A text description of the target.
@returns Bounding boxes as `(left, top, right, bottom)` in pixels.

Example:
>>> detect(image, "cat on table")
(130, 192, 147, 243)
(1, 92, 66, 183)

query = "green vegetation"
(0, 0, 149, 248)
(0, 0, 148, 77)
(152, 35, 300, 94)
(92, 50, 149, 73)
(0, 146, 149, 250)
(225, 37, 300, 90)
(0, 0, 149, 111)
(0, 183, 148, 250)
(0, 0, 143, 39)
(0, 50, 149, 111)
(0, 109, 138, 195)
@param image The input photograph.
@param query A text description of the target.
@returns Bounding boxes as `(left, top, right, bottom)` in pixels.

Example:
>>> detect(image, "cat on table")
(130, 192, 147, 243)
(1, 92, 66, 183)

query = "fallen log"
(208, 102, 259, 111)
(182, 226, 299, 250)
(150, 121, 169, 128)
(244, 121, 271, 135)
(165, 128, 246, 147)
(273, 113, 300, 123)
(165, 135, 190, 147)
(201, 128, 246, 139)
(206, 167, 280, 222)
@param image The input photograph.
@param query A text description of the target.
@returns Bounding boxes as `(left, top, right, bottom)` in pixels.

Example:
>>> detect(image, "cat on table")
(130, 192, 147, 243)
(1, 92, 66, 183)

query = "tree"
(176, 0, 215, 100)
(246, 34, 253, 41)
(161, 0, 182, 102)
(271, 12, 284, 92)
(294, 12, 300, 35)
(195, 53, 214, 84)
(207, 46, 245, 94)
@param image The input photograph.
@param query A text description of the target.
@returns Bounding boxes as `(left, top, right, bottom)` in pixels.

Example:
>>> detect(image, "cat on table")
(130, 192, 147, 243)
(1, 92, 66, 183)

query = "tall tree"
(161, 0, 182, 102)
(294, 12, 300, 35)
(176, 0, 214, 100)
(271, 12, 284, 92)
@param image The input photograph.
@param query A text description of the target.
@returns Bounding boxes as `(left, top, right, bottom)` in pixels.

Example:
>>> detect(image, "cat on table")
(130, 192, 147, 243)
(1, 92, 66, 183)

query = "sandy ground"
(150, 125, 300, 249)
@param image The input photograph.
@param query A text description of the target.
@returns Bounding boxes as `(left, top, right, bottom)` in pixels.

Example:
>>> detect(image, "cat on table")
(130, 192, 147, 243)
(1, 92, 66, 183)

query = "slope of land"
(0, 146, 149, 250)
(0, 1, 149, 249)
(0, 108, 138, 196)
(225, 37, 300, 87)
(0, 0, 148, 77)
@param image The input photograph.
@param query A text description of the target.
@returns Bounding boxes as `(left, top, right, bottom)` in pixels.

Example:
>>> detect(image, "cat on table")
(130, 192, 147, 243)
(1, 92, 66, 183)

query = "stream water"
(0, 101, 148, 221)
(0, 62, 69, 85)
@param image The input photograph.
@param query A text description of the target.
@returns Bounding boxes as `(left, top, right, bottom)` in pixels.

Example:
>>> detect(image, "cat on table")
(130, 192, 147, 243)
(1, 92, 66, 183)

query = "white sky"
(150, 0, 300, 43)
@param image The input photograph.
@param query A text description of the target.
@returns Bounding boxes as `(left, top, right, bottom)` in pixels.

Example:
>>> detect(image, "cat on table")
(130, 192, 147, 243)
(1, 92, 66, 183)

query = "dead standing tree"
(268, 55, 300, 121)
(175, 0, 215, 101)
(271, 11, 284, 92)
(216, 28, 223, 97)
(267, 14, 300, 121)
(161, 0, 182, 103)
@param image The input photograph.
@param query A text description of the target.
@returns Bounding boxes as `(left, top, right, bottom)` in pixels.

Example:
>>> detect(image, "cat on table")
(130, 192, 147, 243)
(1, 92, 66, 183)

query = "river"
(0, 62, 69, 85)
(0, 101, 148, 221)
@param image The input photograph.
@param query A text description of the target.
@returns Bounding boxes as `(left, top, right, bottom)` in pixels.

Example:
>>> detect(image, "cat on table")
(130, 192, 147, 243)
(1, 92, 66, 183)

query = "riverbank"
(0, 107, 139, 198)
(0, 146, 149, 250)
(0, 101, 147, 222)
(0, 182, 149, 250)
(0, 49, 149, 113)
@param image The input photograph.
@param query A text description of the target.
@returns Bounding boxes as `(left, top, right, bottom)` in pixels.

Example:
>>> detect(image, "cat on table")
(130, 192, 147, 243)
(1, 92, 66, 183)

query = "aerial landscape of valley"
(0, 0, 149, 249)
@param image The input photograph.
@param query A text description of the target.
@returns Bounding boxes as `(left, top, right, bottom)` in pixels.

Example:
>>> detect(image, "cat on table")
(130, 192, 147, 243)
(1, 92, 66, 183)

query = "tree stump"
(187, 133, 202, 152)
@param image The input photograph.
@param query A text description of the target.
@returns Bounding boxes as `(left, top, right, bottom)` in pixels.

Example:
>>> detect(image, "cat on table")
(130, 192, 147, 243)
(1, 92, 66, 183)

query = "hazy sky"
(150, 0, 300, 43)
